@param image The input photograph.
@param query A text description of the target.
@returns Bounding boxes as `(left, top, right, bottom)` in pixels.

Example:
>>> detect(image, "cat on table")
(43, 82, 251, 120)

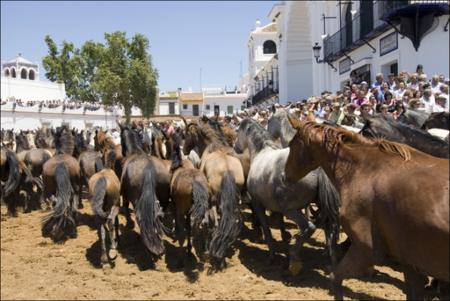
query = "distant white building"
(203, 87, 247, 117)
(1, 53, 66, 101)
(265, 1, 449, 103)
(157, 90, 180, 115)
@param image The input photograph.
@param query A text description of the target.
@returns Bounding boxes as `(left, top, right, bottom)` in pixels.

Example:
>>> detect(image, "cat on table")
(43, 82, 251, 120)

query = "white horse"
(235, 118, 340, 276)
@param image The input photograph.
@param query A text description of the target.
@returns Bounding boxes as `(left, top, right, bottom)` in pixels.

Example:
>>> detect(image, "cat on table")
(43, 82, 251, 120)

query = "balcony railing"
(252, 85, 277, 105)
(323, 0, 447, 62)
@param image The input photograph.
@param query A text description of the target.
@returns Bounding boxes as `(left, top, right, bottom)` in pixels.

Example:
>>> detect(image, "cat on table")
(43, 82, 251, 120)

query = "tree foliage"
(42, 31, 159, 121)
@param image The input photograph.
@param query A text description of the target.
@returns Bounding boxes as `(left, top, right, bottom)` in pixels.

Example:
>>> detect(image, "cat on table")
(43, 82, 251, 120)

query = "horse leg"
(175, 210, 186, 268)
(272, 211, 291, 243)
(403, 265, 426, 300)
(77, 179, 84, 209)
(122, 198, 135, 229)
(251, 199, 276, 262)
(99, 222, 108, 266)
(186, 214, 192, 254)
(283, 209, 316, 276)
(23, 182, 33, 213)
(107, 204, 120, 262)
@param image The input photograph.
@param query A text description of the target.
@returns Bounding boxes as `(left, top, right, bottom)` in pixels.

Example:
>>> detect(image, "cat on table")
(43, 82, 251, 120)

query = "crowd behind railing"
(243, 64, 449, 129)
(0, 98, 122, 113)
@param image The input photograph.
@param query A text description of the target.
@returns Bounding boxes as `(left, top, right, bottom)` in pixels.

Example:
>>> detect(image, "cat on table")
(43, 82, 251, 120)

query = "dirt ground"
(0, 199, 417, 300)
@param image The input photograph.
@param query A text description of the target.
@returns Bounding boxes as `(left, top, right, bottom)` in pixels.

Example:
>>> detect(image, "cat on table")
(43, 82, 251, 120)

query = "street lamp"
(312, 42, 337, 72)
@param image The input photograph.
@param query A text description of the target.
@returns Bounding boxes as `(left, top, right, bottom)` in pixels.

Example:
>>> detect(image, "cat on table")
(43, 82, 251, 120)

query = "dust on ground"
(1, 201, 409, 300)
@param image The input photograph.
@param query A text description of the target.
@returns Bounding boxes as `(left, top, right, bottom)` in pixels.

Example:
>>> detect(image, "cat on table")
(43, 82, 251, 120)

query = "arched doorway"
(11, 68, 16, 78)
(345, 4, 353, 48)
(4, 69, 10, 77)
(20, 68, 27, 79)
(29, 69, 35, 80)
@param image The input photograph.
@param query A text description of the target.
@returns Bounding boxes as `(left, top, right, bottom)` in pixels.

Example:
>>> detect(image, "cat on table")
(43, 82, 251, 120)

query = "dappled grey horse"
(235, 118, 340, 275)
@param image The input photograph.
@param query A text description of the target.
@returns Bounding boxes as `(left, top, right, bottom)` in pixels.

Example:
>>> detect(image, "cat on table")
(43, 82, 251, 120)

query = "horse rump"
(42, 161, 76, 242)
(3, 149, 21, 197)
(209, 171, 242, 266)
(134, 163, 167, 256)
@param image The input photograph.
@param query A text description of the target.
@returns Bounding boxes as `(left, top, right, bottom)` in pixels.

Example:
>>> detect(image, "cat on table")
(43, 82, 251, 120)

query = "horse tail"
(42, 161, 75, 241)
(91, 177, 107, 218)
(3, 150, 21, 197)
(135, 163, 167, 256)
(20, 162, 43, 191)
(190, 180, 209, 227)
(94, 156, 104, 172)
(316, 167, 341, 267)
(209, 171, 242, 262)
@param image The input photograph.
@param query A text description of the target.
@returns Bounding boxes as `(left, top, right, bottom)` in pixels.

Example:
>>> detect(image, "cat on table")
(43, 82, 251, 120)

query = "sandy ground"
(0, 199, 419, 300)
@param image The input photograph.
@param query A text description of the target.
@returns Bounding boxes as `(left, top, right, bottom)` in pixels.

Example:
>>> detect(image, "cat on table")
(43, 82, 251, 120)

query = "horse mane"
(54, 126, 75, 155)
(300, 121, 411, 161)
(201, 117, 230, 146)
(170, 132, 183, 171)
(240, 118, 280, 152)
(121, 127, 144, 156)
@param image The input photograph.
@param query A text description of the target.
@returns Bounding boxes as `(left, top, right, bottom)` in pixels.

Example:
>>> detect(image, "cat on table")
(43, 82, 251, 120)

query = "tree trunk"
(124, 105, 132, 124)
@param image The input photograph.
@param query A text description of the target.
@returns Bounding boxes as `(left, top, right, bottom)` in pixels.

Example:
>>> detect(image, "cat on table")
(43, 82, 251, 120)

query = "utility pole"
(200, 68, 203, 93)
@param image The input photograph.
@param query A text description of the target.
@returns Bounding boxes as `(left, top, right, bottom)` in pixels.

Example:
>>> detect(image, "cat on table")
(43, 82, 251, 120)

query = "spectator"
(420, 88, 435, 113)
(372, 73, 385, 91)
(393, 103, 405, 120)
(431, 74, 442, 94)
(416, 64, 424, 75)
(434, 95, 449, 112)
(337, 103, 357, 126)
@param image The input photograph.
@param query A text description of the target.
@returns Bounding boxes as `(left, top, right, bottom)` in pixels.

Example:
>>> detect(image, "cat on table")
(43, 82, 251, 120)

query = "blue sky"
(1, 1, 276, 92)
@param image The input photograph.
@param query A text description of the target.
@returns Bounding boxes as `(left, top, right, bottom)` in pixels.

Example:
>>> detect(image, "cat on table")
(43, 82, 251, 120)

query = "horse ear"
(287, 114, 301, 129)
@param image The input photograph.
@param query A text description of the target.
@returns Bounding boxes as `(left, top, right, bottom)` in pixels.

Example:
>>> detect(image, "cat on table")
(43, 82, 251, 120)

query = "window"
(227, 105, 234, 115)
(263, 40, 277, 54)
(169, 102, 175, 114)
(205, 104, 210, 110)
(193, 104, 199, 116)
(20, 68, 27, 79)
(183, 104, 188, 110)
(29, 70, 35, 80)
(11, 68, 16, 78)
(4, 69, 10, 77)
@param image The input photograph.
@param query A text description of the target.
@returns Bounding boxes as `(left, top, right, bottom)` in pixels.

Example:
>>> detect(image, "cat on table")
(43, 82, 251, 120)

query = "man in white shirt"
(433, 95, 449, 112)
(420, 88, 435, 113)
(430, 75, 442, 94)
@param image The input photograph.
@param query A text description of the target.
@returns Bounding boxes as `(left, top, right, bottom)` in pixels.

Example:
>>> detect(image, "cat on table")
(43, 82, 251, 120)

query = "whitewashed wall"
(1, 77, 66, 101)
(203, 94, 247, 117)
(159, 99, 180, 115)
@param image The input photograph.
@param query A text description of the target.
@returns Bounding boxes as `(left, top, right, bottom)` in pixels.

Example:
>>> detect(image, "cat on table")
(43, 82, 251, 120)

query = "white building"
(203, 88, 247, 117)
(157, 90, 180, 115)
(246, 19, 280, 106)
(255, 1, 449, 104)
(1, 53, 66, 101)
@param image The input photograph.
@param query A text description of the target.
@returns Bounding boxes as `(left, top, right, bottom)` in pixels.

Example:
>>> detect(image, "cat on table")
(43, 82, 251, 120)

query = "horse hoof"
(289, 259, 303, 276)
(108, 249, 118, 260)
(101, 254, 108, 264)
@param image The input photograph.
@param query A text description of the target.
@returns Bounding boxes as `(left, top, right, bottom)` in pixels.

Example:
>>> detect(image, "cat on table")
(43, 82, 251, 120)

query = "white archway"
(4, 68, 10, 77)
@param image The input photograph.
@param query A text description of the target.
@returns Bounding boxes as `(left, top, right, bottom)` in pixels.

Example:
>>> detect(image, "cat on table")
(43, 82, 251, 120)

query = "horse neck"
(308, 140, 363, 192)
(15, 140, 29, 153)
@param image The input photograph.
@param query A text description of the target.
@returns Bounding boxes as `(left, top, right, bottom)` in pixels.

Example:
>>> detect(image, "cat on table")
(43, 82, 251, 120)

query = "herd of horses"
(0, 109, 449, 300)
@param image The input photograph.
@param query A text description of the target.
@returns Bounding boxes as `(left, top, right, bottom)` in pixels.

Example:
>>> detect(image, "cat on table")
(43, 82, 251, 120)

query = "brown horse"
(88, 150, 121, 267)
(183, 120, 244, 269)
(95, 129, 123, 179)
(41, 126, 81, 242)
(118, 123, 167, 260)
(1, 146, 21, 215)
(170, 133, 210, 266)
(284, 118, 449, 300)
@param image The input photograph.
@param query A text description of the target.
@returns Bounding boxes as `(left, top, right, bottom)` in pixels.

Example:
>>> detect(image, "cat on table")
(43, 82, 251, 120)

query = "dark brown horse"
(170, 132, 210, 266)
(41, 126, 82, 242)
(284, 119, 449, 300)
(118, 123, 167, 260)
(1, 146, 21, 216)
(88, 150, 121, 267)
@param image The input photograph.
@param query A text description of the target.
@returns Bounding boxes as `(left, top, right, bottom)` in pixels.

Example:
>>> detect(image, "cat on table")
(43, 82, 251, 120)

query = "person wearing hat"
(337, 103, 357, 126)
(434, 94, 449, 112)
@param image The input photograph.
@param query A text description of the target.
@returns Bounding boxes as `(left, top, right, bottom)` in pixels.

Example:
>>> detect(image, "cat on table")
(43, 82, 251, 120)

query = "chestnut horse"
(284, 119, 449, 300)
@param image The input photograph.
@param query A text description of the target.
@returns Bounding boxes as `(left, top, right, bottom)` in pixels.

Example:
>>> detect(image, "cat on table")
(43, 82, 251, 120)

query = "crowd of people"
(1, 98, 119, 113)
(246, 64, 449, 129)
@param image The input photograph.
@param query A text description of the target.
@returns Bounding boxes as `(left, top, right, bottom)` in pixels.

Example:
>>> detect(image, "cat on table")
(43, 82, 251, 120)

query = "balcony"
(323, 0, 449, 61)
(251, 85, 277, 106)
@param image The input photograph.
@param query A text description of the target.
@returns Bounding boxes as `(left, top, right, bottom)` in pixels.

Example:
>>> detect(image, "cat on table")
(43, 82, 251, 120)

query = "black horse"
(360, 115, 449, 159)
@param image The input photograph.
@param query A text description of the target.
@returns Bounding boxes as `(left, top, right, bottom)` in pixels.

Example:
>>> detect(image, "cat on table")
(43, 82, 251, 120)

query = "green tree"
(42, 31, 159, 122)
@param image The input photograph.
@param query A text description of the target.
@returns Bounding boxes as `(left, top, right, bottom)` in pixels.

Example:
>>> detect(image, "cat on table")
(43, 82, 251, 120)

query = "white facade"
(203, 91, 247, 117)
(247, 20, 279, 99)
(267, 1, 449, 103)
(1, 54, 66, 101)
